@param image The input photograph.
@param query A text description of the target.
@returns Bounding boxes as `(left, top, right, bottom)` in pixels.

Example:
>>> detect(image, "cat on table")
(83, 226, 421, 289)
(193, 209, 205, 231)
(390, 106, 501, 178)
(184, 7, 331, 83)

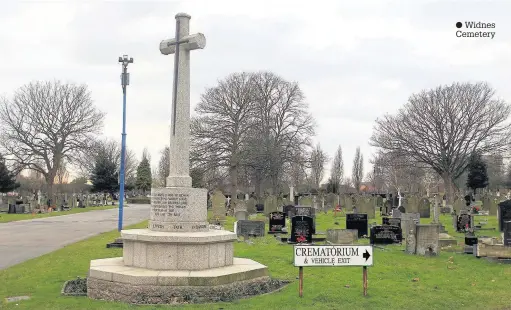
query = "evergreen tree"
(90, 153, 118, 195)
(466, 152, 489, 194)
(136, 152, 152, 194)
(0, 154, 19, 193)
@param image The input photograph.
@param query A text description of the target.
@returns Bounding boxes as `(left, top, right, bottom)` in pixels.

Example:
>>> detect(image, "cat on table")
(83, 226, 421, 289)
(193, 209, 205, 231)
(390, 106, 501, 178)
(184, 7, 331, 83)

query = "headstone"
(255, 203, 264, 213)
(415, 224, 440, 256)
(482, 196, 491, 211)
(370, 225, 402, 245)
(504, 221, 511, 246)
(264, 195, 278, 215)
(210, 190, 226, 224)
(489, 198, 498, 216)
(498, 200, 511, 232)
(456, 214, 472, 232)
(344, 195, 352, 210)
(384, 200, 393, 215)
(418, 198, 430, 218)
(234, 210, 248, 221)
(398, 205, 406, 213)
(289, 186, 294, 202)
(268, 211, 286, 233)
(346, 214, 368, 237)
(299, 196, 312, 206)
(401, 213, 420, 238)
(405, 229, 416, 254)
(382, 217, 401, 229)
(233, 199, 247, 212)
(290, 216, 313, 243)
(236, 220, 265, 238)
(465, 235, 478, 246)
(326, 229, 358, 244)
(246, 198, 257, 214)
(359, 197, 375, 219)
(440, 207, 451, 214)
(392, 208, 402, 218)
(283, 205, 295, 218)
(453, 198, 463, 214)
(295, 206, 315, 234)
(376, 196, 384, 208)
(407, 196, 419, 214)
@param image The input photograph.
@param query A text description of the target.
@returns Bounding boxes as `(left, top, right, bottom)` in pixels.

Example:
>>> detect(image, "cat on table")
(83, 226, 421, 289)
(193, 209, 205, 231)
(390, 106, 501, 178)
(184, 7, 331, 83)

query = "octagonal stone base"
(88, 257, 273, 304)
(122, 229, 237, 270)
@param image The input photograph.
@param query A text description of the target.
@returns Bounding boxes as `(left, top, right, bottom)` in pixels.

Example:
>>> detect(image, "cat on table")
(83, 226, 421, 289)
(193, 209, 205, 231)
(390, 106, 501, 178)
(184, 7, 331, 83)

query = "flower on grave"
(297, 235, 307, 243)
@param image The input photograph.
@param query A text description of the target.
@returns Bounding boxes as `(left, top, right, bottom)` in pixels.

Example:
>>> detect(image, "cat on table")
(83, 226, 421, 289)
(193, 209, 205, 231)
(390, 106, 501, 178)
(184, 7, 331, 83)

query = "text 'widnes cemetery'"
(0, 8, 511, 310)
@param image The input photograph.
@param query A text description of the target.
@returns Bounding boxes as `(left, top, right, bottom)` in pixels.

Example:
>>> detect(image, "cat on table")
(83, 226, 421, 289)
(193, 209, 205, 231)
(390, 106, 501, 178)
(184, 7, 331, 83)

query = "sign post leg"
(363, 266, 368, 296)
(299, 266, 303, 297)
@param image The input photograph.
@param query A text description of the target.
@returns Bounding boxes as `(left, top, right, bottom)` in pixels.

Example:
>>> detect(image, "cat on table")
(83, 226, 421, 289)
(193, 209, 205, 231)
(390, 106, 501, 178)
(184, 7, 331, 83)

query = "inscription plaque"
(149, 187, 208, 232)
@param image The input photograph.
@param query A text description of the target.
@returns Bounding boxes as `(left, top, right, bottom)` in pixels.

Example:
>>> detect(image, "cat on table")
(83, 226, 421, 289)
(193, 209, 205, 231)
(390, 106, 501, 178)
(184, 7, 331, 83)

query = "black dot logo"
(456, 22, 462, 28)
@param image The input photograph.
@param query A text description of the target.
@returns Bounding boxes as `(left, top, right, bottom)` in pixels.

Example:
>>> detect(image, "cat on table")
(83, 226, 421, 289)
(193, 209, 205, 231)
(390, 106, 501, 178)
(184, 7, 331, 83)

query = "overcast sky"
(1, 0, 510, 183)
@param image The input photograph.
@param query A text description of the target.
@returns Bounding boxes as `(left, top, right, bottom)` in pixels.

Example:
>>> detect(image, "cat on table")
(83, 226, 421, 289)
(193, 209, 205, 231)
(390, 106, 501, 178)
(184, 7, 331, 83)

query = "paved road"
(0, 204, 150, 270)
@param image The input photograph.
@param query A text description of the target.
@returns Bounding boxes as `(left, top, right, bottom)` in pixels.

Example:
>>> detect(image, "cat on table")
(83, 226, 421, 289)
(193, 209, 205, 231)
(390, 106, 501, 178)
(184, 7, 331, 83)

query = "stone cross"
(159, 13, 206, 188)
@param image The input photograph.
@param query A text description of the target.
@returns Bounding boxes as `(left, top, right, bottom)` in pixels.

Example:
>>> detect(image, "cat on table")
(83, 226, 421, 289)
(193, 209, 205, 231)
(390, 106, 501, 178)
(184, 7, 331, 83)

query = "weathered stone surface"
(149, 187, 208, 232)
(475, 243, 511, 258)
(326, 229, 358, 244)
(88, 276, 287, 304)
(415, 224, 439, 256)
(87, 257, 282, 304)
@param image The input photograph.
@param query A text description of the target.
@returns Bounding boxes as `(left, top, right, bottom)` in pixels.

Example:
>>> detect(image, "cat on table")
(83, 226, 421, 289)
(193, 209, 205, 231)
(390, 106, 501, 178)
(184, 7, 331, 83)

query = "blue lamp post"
(118, 55, 133, 232)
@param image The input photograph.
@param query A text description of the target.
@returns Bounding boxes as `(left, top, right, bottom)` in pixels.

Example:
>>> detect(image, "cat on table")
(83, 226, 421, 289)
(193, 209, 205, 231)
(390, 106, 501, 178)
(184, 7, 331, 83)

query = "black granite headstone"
(346, 213, 368, 237)
(456, 214, 472, 232)
(370, 225, 402, 245)
(255, 204, 264, 213)
(504, 221, 511, 247)
(498, 200, 511, 232)
(382, 217, 401, 229)
(290, 216, 313, 243)
(295, 207, 315, 234)
(465, 236, 478, 246)
(398, 206, 406, 213)
(269, 211, 286, 233)
(236, 220, 265, 237)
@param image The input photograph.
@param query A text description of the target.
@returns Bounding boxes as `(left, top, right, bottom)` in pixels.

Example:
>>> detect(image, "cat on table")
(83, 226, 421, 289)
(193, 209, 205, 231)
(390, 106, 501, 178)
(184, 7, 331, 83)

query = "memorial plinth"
(86, 12, 273, 305)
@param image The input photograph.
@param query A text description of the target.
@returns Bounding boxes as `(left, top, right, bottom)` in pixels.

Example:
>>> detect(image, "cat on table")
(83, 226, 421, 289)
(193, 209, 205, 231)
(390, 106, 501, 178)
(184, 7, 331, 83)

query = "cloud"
(0, 0, 510, 185)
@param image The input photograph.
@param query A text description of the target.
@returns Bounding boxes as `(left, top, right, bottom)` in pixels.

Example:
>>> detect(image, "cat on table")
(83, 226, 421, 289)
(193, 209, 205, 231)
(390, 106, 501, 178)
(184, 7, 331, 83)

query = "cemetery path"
(0, 204, 150, 270)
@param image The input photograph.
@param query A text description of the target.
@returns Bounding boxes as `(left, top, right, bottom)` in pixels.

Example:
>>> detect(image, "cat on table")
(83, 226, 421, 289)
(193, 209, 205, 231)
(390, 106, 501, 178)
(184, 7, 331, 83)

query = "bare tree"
(192, 71, 315, 197)
(310, 143, 328, 188)
(249, 71, 315, 194)
(158, 146, 170, 187)
(191, 72, 256, 196)
(371, 82, 511, 204)
(330, 145, 344, 193)
(352, 147, 364, 193)
(0, 81, 104, 202)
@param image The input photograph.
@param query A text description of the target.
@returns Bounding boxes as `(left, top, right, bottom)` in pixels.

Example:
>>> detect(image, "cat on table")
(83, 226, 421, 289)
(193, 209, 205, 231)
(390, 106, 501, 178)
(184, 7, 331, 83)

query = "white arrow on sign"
(294, 245, 373, 267)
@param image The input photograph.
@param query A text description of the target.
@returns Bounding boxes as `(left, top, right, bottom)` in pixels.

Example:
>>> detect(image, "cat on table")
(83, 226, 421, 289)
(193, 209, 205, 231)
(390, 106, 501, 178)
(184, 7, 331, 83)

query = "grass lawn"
(0, 205, 118, 223)
(0, 211, 510, 310)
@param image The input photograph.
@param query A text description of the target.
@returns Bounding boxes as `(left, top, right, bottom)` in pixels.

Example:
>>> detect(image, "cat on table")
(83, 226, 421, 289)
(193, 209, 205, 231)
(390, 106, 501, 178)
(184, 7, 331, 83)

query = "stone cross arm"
(159, 33, 206, 55)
